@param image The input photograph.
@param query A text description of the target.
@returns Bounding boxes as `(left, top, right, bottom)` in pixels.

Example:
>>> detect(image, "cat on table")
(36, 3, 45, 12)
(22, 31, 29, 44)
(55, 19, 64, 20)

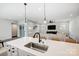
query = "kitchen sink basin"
(24, 42, 48, 53)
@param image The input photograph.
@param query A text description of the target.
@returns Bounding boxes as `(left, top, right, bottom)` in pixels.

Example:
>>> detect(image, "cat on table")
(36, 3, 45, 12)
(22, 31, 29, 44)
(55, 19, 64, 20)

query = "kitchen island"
(5, 37, 79, 56)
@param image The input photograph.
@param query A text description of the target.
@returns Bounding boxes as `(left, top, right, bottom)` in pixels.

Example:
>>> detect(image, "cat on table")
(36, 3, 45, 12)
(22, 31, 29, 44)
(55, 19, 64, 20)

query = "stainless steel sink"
(24, 42, 48, 53)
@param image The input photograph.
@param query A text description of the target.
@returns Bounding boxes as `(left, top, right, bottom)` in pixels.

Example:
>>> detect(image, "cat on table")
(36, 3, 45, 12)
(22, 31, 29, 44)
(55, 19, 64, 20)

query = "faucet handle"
(40, 39, 45, 44)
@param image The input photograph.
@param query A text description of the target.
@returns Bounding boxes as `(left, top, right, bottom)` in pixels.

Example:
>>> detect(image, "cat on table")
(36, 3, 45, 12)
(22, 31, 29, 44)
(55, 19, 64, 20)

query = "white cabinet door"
(4, 43, 18, 56)
(4, 43, 12, 56)
(11, 50, 18, 56)
(4, 43, 35, 56)
(10, 46, 18, 56)
(18, 49, 23, 56)
(18, 49, 35, 56)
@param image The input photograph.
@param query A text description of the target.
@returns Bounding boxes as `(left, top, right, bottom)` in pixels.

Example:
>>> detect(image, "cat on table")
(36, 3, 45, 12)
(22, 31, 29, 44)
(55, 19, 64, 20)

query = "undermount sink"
(24, 42, 48, 53)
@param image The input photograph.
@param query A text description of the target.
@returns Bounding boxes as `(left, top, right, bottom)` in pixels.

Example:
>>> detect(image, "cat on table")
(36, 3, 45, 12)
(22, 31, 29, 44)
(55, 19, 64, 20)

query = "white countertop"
(6, 37, 79, 56)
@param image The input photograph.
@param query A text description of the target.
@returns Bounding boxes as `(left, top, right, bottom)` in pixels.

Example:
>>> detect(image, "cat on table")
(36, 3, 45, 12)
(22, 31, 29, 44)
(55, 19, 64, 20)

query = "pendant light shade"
(44, 3, 47, 24)
(44, 17, 46, 23)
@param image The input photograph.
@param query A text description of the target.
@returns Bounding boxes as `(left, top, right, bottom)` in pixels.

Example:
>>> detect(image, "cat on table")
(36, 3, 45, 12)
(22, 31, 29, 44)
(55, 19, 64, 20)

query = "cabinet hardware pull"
(8, 49, 10, 52)
(12, 51, 15, 53)
(12, 48, 14, 49)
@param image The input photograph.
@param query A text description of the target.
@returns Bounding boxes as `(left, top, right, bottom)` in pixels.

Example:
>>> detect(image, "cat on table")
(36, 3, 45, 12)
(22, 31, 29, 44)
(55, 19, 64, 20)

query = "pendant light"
(44, 3, 47, 24)
(24, 3, 28, 37)
(24, 3, 27, 23)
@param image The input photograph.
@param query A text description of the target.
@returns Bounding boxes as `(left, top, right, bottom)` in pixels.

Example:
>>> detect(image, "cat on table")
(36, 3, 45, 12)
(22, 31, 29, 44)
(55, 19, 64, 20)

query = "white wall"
(0, 19, 12, 40)
(69, 16, 79, 41)
(17, 19, 69, 37)
(56, 22, 69, 34)
(39, 22, 69, 35)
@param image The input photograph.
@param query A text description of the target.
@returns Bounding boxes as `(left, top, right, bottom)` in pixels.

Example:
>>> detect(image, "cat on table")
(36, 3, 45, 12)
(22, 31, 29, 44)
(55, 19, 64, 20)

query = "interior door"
(12, 23, 17, 38)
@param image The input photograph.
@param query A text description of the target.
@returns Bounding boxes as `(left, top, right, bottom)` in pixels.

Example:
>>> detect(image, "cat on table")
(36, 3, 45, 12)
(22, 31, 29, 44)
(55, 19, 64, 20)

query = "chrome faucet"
(33, 32, 41, 43)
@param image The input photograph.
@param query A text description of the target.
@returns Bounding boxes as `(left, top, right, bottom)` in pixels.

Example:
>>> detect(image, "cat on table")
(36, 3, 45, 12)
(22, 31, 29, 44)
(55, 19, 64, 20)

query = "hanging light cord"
(24, 3, 27, 23)
(44, 2, 46, 21)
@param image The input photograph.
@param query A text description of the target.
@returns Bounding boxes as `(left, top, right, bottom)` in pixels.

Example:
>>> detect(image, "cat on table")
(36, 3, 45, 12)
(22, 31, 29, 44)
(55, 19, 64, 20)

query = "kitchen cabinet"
(18, 49, 35, 56)
(4, 43, 11, 56)
(11, 46, 18, 56)
(4, 42, 18, 56)
(4, 42, 35, 56)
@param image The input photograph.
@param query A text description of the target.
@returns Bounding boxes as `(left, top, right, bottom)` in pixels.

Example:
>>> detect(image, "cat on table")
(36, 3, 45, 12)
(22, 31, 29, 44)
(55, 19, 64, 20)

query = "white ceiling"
(0, 3, 79, 23)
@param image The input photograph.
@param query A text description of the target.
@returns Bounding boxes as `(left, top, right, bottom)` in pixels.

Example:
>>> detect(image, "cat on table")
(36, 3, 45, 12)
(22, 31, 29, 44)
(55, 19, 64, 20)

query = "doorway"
(11, 23, 18, 38)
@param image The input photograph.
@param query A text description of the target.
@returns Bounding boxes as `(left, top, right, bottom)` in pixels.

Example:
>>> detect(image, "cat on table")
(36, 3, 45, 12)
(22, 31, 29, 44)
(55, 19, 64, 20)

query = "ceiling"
(0, 3, 79, 24)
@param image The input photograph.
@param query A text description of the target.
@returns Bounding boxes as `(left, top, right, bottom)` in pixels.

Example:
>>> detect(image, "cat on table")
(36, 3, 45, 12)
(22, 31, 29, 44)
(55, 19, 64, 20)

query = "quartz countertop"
(6, 37, 79, 56)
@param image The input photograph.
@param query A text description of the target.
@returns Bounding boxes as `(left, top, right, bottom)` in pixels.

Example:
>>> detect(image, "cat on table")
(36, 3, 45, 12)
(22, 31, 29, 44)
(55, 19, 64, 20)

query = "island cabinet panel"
(4, 42, 19, 56)
(4, 43, 12, 56)
(18, 49, 35, 56)
(4, 42, 35, 56)
(11, 46, 18, 56)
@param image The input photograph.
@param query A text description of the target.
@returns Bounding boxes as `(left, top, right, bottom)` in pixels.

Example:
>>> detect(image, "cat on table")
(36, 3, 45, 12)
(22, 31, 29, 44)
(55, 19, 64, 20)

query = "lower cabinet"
(4, 42, 18, 56)
(4, 43, 12, 56)
(11, 46, 18, 56)
(4, 43, 35, 56)
(18, 49, 35, 56)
